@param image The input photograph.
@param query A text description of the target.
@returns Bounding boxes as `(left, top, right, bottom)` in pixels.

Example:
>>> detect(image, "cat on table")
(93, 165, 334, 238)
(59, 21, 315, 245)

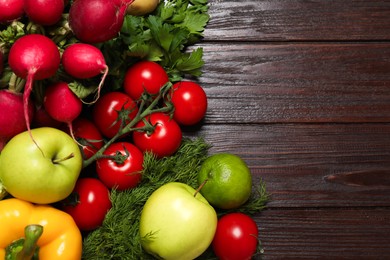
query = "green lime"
(197, 153, 252, 209)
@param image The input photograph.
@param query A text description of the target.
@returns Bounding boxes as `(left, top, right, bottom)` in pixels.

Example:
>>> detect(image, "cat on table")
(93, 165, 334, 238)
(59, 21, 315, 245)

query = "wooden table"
(193, 1, 390, 258)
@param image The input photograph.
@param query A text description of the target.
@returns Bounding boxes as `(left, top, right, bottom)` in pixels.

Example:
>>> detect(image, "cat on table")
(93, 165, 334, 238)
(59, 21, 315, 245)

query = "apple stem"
(52, 153, 74, 164)
(194, 178, 208, 197)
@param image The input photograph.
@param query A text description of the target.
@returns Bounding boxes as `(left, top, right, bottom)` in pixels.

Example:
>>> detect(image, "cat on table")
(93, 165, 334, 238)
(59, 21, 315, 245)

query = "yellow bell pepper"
(0, 198, 82, 260)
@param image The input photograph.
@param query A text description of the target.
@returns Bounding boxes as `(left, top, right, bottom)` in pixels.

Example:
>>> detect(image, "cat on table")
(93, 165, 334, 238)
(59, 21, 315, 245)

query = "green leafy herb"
(0, 21, 25, 52)
(68, 81, 98, 100)
(82, 138, 268, 259)
(102, 0, 210, 88)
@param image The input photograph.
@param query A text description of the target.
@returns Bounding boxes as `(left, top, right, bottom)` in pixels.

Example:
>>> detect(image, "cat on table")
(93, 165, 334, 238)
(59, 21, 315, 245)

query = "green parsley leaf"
(68, 81, 97, 99)
(104, 0, 210, 83)
(176, 47, 205, 74)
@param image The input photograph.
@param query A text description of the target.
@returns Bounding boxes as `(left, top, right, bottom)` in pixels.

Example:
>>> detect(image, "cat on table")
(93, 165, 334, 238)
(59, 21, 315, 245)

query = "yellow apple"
(139, 182, 217, 259)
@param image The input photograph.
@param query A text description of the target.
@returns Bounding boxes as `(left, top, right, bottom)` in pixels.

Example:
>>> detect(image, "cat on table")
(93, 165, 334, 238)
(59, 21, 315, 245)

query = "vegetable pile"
(0, 0, 269, 259)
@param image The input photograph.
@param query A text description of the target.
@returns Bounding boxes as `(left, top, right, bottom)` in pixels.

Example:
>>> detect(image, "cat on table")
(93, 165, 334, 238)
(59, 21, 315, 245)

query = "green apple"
(0, 127, 83, 204)
(139, 182, 218, 260)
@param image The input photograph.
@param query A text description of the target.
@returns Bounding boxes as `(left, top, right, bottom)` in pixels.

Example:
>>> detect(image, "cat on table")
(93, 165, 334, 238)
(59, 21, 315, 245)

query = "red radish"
(32, 106, 64, 129)
(0, 0, 24, 23)
(24, 0, 65, 26)
(68, 0, 134, 43)
(0, 90, 34, 150)
(61, 43, 109, 103)
(43, 82, 83, 142)
(8, 34, 60, 144)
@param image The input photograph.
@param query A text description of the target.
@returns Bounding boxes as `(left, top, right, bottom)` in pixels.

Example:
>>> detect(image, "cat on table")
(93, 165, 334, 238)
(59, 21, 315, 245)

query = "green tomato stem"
(82, 82, 173, 168)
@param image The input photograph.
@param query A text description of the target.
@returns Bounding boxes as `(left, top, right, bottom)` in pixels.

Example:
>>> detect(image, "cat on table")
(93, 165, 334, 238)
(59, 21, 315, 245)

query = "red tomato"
(123, 61, 169, 100)
(92, 91, 138, 138)
(96, 142, 144, 190)
(72, 117, 104, 159)
(212, 213, 259, 260)
(171, 81, 207, 126)
(133, 112, 182, 158)
(62, 178, 112, 231)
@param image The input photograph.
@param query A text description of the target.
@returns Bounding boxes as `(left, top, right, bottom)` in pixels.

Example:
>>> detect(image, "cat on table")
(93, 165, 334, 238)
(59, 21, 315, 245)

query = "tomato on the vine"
(123, 61, 169, 100)
(96, 142, 144, 190)
(133, 112, 182, 158)
(61, 178, 112, 231)
(92, 91, 138, 138)
(171, 81, 207, 126)
(212, 212, 259, 260)
(72, 117, 104, 159)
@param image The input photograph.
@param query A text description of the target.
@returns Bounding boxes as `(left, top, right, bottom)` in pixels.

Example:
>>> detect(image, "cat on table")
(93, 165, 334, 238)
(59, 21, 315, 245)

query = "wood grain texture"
(205, 0, 390, 41)
(196, 42, 390, 123)
(256, 208, 390, 259)
(184, 123, 390, 208)
(194, 0, 390, 258)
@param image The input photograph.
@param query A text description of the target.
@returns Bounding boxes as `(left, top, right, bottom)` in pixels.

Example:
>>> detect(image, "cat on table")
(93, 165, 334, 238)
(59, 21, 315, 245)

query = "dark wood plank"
(206, 0, 390, 41)
(255, 208, 390, 259)
(184, 123, 390, 207)
(196, 42, 390, 123)
(198, 1, 390, 258)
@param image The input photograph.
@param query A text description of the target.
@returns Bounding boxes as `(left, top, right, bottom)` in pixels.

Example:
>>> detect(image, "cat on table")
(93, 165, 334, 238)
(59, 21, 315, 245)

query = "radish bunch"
(4, 36, 109, 146)
(7, 34, 61, 144)
(0, 0, 132, 149)
(0, 0, 160, 151)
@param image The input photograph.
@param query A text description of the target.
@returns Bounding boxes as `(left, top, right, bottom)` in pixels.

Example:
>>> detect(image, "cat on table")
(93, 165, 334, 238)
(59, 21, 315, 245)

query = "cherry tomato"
(212, 212, 259, 260)
(133, 112, 182, 158)
(62, 178, 112, 231)
(72, 117, 104, 159)
(123, 61, 169, 100)
(171, 81, 207, 126)
(96, 142, 144, 190)
(92, 91, 138, 138)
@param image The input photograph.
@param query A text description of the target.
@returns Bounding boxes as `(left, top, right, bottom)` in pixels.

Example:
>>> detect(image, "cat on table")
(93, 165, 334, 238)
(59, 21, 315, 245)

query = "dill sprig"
(82, 138, 268, 259)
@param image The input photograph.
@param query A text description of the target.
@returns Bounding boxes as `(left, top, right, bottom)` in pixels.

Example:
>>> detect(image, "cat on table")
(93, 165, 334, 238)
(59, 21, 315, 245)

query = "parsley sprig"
(0, 0, 210, 97)
(102, 0, 210, 90)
